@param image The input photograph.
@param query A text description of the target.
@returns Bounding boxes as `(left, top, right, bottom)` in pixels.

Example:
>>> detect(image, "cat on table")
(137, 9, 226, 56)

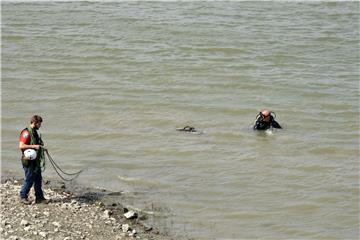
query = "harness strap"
(27, 126, 45, 172)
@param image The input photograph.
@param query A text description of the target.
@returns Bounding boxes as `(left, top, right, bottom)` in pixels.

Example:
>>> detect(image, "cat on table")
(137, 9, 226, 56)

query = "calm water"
(2, 2, 359, 239)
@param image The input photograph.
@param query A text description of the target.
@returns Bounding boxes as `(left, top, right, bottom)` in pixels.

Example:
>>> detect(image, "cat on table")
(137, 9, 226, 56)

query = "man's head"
(30, 115, 43, 130)
(261, 110, 271, 122)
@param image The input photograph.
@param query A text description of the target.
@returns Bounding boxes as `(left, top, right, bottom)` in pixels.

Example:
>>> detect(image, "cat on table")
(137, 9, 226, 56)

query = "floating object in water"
(176, 126, 197, 132)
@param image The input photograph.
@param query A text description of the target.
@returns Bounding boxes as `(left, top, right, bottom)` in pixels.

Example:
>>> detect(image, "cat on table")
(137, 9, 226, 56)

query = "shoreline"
(0, 173, 189, 240)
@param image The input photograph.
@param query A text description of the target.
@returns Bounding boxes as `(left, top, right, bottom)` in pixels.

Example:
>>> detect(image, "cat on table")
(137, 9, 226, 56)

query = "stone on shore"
(0, 178, 174, 240)
(124, 210, 138, 219)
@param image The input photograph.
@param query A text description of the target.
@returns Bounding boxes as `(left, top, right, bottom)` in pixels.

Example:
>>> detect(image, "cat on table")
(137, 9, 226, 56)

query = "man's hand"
(40, 146, 47, 151)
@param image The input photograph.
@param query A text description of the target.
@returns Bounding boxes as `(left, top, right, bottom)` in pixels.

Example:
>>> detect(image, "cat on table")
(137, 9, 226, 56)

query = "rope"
(39, 148, 46, 172)
(44, 149, 83, 181)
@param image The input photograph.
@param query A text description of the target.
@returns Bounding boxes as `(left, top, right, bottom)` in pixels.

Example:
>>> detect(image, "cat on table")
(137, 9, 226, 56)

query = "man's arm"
(19, 129, 41, 150)
(253, 119, 264, 130)
(19, 141, 41, 150)
(272, 121, 282, 129)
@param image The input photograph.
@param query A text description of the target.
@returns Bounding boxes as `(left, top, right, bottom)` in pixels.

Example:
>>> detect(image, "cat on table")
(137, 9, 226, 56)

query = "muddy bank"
(0, 174, 191, 240)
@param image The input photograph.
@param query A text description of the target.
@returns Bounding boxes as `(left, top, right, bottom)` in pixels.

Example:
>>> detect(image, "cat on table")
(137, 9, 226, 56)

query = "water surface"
(2, 2, 359, 239)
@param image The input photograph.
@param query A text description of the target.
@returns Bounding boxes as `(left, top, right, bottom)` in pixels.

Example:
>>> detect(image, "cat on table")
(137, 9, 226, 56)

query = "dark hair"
(30, 115, 43, 124)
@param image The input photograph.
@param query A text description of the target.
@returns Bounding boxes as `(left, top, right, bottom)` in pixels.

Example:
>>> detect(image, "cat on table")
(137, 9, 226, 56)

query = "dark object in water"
(177, 126, 197, 132)
(253, 110, 282, 131)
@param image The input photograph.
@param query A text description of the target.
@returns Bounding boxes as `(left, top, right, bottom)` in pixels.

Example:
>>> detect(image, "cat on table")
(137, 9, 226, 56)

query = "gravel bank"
(0, 177, 185, 240)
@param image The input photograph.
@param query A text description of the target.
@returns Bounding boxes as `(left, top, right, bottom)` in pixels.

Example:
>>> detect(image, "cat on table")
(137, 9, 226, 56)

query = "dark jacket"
(253, 116, 282, 130)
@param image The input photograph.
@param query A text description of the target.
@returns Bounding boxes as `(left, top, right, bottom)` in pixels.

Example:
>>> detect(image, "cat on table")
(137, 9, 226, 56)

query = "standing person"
(19, 115, 49, 204)
(253, 109, 282, 131)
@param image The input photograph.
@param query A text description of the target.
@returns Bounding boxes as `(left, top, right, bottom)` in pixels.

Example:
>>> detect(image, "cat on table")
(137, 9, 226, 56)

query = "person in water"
(253, 110, 282, 130)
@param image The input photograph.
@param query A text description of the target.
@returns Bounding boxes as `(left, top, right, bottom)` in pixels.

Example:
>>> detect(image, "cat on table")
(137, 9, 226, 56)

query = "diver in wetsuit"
(253, 110, 282, 130)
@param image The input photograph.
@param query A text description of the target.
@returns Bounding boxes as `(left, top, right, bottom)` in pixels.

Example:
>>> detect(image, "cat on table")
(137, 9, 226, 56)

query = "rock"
(9, 236, 21, 240)
(129, 229, 137, 237)
(144, 224, 153, 232)
(122, 224, 130, 233)
(103, 210, 111, 219)
(20, 220, 29, 226)
(124, 210, 138, 219)
(0, 179, 167, 240)
(74, 205, 81, 210)
(52, 221, 61, 228)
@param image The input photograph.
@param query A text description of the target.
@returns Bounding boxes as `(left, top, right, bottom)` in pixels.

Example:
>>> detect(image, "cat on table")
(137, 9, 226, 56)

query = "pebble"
(1, 179, 168, 240)
(103, 209, 110, 219)
(52, 221, 61, 227)
(122, 224, 130, 233)
(20, 220, 29, 226)
(124, 210, 138, 219)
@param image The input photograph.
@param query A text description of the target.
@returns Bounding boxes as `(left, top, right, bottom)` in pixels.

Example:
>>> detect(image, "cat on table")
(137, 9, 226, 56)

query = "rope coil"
(44, 149, 83, 181)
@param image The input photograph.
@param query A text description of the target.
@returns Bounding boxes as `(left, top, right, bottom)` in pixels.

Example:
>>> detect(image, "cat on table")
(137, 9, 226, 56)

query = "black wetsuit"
(253, 116, 282, 130)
